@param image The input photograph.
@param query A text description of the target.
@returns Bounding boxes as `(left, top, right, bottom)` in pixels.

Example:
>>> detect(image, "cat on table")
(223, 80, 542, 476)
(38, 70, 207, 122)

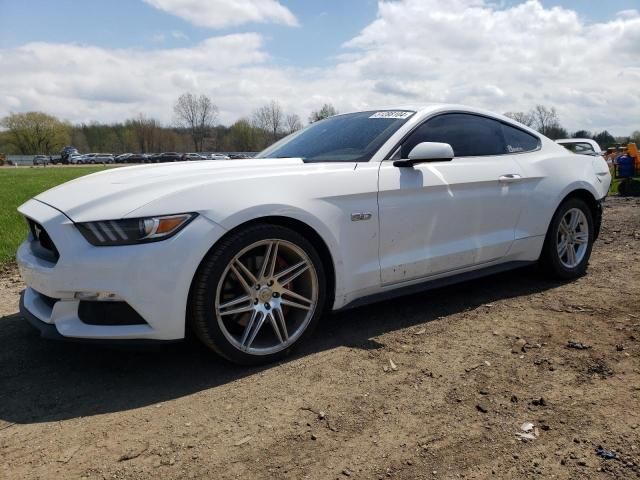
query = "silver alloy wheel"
(214, 239, 319, 356)
(556, 208, 589, 269)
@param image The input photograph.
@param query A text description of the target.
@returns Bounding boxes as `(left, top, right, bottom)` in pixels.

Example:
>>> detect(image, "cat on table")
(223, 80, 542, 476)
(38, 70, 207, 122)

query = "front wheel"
(539, 197, 594, 279)
(189, 224, 326, 365)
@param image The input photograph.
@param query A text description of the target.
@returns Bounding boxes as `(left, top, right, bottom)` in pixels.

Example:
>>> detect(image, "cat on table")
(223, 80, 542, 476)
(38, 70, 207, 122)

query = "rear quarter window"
(502, 123, 540, 153)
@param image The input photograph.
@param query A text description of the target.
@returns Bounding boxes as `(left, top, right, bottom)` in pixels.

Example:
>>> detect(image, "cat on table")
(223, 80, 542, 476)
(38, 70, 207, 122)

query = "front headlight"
(76, 213, 197, 246)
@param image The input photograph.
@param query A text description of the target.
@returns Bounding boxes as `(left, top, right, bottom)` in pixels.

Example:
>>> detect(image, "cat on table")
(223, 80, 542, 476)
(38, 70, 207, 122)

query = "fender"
(213, 204, 347, 304)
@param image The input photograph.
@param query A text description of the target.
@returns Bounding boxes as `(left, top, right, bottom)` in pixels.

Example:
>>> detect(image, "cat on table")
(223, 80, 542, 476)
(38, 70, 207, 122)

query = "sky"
(0, 0, 639, 135)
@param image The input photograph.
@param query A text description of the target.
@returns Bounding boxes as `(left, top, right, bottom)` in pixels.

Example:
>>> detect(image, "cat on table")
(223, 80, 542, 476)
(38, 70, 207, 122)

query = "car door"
(378, 113, 526, 285)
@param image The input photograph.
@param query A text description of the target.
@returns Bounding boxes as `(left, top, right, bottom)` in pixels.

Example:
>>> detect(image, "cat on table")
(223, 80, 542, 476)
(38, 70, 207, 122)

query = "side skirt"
(336, 261, 535, 311)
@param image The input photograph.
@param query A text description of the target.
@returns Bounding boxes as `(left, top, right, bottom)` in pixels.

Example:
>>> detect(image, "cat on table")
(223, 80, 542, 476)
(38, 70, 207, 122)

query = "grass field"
(610, 176, 639, 194)
(0, 167, 107, 263)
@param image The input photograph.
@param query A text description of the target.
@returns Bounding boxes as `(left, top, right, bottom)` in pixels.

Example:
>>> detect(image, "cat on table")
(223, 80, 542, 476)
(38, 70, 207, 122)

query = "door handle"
(498, 174, 522, 183)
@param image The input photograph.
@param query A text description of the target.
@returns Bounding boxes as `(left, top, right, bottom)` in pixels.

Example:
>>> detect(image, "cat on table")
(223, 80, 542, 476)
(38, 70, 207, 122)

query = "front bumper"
(20, 290, 64, 340)
(16, 199, 227, 341)
(19, 290, 177, 345)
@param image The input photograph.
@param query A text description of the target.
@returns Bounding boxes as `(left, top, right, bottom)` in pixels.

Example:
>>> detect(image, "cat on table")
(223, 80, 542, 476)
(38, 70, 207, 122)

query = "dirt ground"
(1, 197, 638, 480)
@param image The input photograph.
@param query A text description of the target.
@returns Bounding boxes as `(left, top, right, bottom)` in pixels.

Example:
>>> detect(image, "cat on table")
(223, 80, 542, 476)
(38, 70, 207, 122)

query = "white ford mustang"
(17, 104, 611, 364)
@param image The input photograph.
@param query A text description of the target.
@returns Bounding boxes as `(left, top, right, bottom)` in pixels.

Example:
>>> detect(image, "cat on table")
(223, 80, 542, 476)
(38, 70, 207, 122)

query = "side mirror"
(393, 142, 454, 167)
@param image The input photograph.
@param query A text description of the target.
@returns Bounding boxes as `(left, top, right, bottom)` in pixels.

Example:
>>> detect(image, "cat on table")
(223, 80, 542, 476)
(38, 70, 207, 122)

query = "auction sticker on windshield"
(369, 111, 413, 119)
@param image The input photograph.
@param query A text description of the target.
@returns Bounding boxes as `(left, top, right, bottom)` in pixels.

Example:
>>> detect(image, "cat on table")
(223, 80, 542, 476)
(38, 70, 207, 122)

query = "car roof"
(338, 103, 544, 138)
(345, 103, 527, 122)
(343, 103, 499, 115)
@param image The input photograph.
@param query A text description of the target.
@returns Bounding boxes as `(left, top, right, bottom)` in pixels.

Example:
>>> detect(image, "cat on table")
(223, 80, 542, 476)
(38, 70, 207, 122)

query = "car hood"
(33, 158, 307, 222)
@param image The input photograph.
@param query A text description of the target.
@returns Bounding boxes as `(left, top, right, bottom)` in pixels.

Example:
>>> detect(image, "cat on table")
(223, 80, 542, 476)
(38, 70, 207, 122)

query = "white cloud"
(338, 0, 640, 134)
(616, 9, 639, 18)
(0, 34, 271, 124)
(149, 33, 167, 43)
(142, 0, 298, 28)
(149, 30, 189, 43)
(171, 30, 189, 40)
(1, 1, 639, 134)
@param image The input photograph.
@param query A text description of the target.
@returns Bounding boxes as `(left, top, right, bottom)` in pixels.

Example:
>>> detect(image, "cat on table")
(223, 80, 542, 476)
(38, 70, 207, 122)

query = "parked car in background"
(68, 154, 86, 164)
(207, 153, 231, 160)
(125, 153, 149, 163)
(60, 146, 79, 164)
(33, 155, 49, 166)
(115, 153, 132, 163)
(83, 153, 114, 164)
(95, 154, 115, 164)
(163, 152, 182, 162)
(149, 152, 182, 163)
(182, 153, 207, 161)
(16, 104, 611, 365)
(556, 139, 604, 157)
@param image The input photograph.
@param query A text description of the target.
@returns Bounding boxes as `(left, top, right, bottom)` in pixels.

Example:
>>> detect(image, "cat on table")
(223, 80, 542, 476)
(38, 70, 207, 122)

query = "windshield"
(258, 110, 414, 162)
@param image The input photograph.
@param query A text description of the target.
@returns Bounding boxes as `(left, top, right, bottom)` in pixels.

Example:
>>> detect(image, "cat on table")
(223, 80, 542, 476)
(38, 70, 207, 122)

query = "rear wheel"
(189, 224, 326, 365)
(539, 197, 594, 279)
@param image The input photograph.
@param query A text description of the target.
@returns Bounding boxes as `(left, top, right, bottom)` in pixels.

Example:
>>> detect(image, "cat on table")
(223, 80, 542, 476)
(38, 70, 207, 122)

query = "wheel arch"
(187, 215, 337, 319)
(558, 188, 602, 239)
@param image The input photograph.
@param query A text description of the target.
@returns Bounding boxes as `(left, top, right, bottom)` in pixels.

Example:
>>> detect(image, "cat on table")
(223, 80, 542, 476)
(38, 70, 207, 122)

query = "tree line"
(0, 94, 338, 155)
(0, 95, 636, 155)
(504, 105, 639, 149)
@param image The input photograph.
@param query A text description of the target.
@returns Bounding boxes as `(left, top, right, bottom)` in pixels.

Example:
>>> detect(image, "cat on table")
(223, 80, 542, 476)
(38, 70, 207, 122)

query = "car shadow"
(0, 266, 563, 425)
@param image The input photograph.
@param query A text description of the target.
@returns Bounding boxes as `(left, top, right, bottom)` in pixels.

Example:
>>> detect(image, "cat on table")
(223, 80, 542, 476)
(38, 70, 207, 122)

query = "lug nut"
(264, 303, 271, 310)
(268, 280, 274, 286)
(273, 292, 279, 298)
(255, 284, 261, 290)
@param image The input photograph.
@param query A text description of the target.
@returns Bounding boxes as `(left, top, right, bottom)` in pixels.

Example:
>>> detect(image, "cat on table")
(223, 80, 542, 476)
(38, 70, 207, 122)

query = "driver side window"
(399, 113, 506, 158)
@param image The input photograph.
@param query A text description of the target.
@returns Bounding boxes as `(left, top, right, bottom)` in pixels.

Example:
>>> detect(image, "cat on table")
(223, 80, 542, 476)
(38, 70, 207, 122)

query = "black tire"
(189, 224, 327, 365)
(539, 197, 594, 279)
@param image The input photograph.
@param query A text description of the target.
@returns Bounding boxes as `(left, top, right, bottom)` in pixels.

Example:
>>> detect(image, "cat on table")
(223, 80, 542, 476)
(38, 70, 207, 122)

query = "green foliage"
(0, 130, 19, 154)
(309, 104, 338, 123)
(572, 130, 592, 139)
(544, 125, 568, 140)
(0, 167, 108, 263)
(610, 176, 640, 195)
(0, 112, 71, 154)
(228, 119, 259, 151)
(593, 130, 616, 150)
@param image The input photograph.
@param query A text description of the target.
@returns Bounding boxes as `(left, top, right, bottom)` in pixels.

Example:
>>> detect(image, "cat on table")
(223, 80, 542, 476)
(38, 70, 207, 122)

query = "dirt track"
(1, 197, 639, 479)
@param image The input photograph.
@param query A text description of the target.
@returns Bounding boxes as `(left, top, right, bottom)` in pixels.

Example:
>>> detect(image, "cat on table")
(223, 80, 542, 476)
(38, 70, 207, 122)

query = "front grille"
(27, 219, 59, 263)
(78, 301, 148, 326)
